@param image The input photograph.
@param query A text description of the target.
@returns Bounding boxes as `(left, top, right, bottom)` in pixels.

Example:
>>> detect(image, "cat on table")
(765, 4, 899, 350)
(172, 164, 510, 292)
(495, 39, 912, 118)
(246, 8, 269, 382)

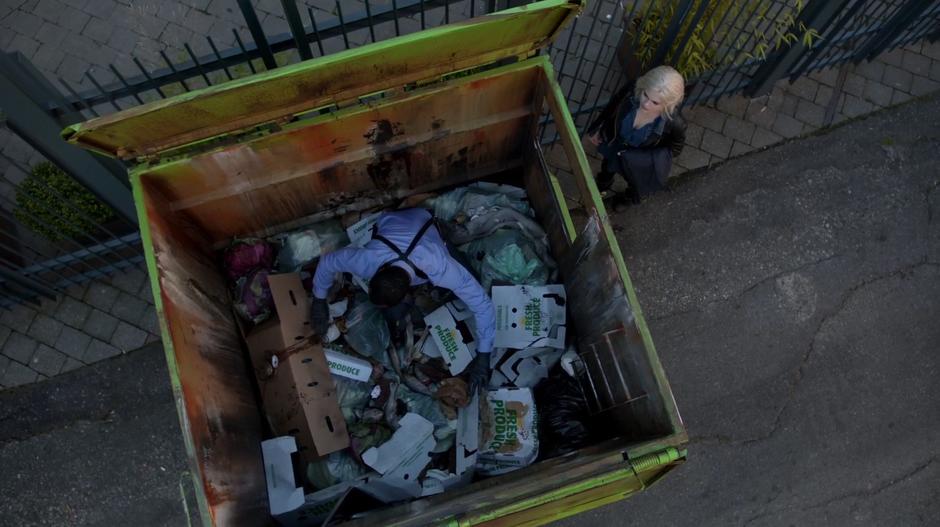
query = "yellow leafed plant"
(626, 0, 822, 79)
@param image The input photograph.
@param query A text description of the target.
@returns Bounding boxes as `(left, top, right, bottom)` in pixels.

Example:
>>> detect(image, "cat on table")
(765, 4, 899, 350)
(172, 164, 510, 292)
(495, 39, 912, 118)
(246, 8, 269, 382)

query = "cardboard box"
(362, 413, 435, 476)
(245, 273, 349, 463)
(424, 300, 477, 375)
(324, 347, 372, 383)
(456, 392, 481, 475)
(344, 213, 383, 293)
(478, 388, 539, 476)
(419, 331, 442, 358)
(493, 347, 565, 388)
(346, 212, 382, 248)
(492, 285, 567, 349)
(416, 394, 480, 498)
(261, 436, 354, 527)
(361, 413, 436, 500)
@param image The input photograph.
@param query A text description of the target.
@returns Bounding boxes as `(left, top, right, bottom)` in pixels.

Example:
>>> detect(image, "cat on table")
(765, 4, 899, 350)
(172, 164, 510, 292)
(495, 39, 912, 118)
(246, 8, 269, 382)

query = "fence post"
(237, 0, 278, 70)
(280, 0, 313, 60)
(650, 0, 696, 67)
(0, 53, 128, 181)
(744, 0, 852, 97)
(855, 0, 932, 62)
(0, 53, 138, 224)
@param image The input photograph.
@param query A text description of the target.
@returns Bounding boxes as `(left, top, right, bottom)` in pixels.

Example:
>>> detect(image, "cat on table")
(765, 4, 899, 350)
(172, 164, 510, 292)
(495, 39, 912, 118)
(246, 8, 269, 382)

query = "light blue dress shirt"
(313, 208, 496, 354)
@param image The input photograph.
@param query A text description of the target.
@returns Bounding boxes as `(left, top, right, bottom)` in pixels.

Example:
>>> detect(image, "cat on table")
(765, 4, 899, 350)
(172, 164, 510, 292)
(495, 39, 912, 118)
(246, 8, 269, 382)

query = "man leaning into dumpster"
(309, 207, 495, 394)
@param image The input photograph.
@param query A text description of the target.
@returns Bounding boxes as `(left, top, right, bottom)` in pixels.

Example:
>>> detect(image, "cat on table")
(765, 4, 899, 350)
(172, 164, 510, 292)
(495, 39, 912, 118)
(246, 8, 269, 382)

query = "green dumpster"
(64, 1, 687, 525)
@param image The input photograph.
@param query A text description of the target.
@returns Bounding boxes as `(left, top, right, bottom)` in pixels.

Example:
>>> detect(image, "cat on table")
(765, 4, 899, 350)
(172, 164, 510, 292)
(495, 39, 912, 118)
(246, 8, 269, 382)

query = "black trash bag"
(534, 366, 595, 459)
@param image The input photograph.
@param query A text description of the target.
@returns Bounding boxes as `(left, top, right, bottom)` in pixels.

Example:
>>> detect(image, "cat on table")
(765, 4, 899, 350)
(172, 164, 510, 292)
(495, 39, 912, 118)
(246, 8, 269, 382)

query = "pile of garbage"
(224, 183, 594, 523)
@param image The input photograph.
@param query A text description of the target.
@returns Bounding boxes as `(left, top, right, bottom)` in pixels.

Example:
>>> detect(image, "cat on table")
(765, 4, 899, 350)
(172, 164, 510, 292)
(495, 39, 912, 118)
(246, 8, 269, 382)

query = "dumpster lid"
(63, 0, 583, 160)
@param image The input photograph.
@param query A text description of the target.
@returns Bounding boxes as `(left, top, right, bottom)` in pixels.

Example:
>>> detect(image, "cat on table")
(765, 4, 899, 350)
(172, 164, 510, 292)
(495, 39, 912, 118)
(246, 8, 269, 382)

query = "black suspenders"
(371, 216, 436, 280)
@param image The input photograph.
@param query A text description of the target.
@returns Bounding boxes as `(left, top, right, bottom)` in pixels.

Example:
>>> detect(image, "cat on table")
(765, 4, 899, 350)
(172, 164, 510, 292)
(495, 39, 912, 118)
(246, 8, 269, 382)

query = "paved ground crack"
(926, 180, 940, 226)
(649, 254, 842, 323)
(695, 261, 938, 446)
(741, 457, 938, 526)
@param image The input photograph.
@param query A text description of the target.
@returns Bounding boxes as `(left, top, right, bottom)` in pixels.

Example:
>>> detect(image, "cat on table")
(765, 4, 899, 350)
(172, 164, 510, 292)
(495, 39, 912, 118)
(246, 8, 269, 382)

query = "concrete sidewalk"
(1, 90, 936, 526)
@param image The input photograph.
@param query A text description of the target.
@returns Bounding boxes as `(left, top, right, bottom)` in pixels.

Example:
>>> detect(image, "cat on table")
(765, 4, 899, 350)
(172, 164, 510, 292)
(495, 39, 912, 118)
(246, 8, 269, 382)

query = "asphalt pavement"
(1, 93, 938, 526)
(556, 91, 940, 526)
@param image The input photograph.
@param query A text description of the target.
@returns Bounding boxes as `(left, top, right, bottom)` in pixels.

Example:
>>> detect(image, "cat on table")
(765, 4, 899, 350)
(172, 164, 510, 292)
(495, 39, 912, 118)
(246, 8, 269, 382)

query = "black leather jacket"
(586, 82, 687, 157)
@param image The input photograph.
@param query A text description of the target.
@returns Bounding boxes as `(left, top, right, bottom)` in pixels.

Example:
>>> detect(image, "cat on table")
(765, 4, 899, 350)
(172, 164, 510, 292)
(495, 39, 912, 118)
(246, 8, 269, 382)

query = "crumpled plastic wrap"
(222, 238, 274, 281)
(398, 387, 456, 453)
(424, 182, 531, 222)
(459, 230, 551, 289)
(275, 219, 349, 272)
(233, 268, 274, 323)
(534, 367, 594, 459)
(349, 421, 394, 460)
(343, 295, 390, 358)
(335, 376, 375, 424)
(446, 206, 547, 246)
(484, 244, 544, 286)
(306, 450, 371, 491)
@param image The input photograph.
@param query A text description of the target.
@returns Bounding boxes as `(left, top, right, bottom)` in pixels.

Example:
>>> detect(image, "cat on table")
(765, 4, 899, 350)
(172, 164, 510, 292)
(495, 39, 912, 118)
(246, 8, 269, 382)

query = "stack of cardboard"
(243, 273, 350, 464)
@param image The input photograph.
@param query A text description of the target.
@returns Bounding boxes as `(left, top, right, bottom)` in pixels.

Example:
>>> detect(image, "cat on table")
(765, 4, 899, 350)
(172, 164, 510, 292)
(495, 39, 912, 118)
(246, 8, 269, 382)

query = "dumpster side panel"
(135, 175, 268, 525)
(339, 439, 630, 526)
(557, 216, 674, 439)
(522, 158, 574, 253)
(467, 458, 684, 527)
(337, 440, 685, 526)
(139, 65, 540, 243)
(521, 72, 576, 254)
(537, 62, 685, 439)
(525, 133, 674, 438)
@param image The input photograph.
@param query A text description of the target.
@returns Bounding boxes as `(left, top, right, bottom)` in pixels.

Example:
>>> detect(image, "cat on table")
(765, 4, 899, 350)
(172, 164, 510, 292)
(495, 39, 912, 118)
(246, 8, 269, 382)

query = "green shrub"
(628, 0, 822, 79)
(13, 161, 114, 242)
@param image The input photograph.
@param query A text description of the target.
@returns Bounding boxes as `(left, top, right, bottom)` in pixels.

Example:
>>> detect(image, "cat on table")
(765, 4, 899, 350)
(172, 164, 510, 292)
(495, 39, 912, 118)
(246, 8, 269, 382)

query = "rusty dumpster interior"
(135, 59, 684, 524)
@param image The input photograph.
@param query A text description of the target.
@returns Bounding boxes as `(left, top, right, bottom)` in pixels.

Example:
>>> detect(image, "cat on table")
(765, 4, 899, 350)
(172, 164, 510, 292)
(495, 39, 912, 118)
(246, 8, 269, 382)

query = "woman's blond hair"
(634, 65, 685, 120)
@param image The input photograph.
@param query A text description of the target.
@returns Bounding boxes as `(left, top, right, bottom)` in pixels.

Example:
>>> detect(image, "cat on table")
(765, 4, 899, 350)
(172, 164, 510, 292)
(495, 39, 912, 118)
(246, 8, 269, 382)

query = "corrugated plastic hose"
(629, 447, 683, 474)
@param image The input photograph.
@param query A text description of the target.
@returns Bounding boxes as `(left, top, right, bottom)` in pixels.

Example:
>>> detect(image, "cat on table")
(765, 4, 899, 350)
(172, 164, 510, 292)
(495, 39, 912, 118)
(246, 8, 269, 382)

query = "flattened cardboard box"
(478, 388, 539, 476)
(346, 212, 381, 248)
(262, 436, 360, 527)
(245, 273, 349, 463)
(493, 347, 565, 388)
(492, 285, 567, 349)
(324, 346, 372, 383)
(361, 413, 436, 501)
(345, 213, 381, 293)
(424, 300, 477, 375)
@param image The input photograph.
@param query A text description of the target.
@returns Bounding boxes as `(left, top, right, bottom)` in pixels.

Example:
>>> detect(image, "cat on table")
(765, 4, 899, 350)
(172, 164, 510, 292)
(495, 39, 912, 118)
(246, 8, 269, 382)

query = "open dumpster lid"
(63, 0, 583, 160)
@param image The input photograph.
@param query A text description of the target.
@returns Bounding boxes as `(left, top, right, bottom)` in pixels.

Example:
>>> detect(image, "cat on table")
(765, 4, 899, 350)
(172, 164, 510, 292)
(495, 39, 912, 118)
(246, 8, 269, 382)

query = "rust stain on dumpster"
(363, 119, 403, 145)
(367, 149, 412, 191)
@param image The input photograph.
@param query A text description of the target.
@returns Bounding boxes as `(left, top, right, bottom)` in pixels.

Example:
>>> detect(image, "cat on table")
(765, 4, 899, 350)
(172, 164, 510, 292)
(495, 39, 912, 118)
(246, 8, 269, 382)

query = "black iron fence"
(0, 0, 937, 309)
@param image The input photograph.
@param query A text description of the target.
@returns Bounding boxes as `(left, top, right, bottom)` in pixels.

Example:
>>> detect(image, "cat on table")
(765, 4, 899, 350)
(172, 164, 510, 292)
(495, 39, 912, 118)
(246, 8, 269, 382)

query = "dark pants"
(597, 158, 641, 204)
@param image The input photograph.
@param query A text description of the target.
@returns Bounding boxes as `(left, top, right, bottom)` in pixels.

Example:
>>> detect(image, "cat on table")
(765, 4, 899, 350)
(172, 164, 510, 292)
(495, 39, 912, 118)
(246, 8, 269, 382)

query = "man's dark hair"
(369, 265, 410, 307)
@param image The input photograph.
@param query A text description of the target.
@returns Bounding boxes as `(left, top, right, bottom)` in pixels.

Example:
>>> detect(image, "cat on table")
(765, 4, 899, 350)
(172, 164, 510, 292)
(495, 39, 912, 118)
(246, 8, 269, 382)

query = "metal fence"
(1, 0, 937, 309)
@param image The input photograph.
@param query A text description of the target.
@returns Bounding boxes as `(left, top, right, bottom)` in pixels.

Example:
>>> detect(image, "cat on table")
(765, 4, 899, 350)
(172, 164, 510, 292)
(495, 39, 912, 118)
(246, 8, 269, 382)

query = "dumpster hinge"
(626, 447, 684, 475)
